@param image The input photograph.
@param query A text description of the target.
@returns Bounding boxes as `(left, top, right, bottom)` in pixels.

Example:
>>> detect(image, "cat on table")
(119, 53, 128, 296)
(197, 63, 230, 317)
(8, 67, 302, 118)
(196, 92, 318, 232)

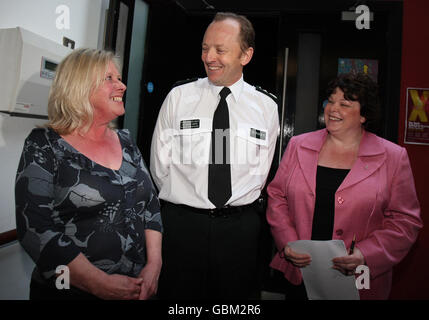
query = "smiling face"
(201, 18, 253, 87)
(324, 87, 366, 136)
(89, 61, 126, 123)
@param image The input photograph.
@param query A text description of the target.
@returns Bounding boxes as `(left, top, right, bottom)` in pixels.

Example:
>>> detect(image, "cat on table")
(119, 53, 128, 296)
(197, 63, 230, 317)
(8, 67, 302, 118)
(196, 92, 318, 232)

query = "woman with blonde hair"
(15, 48, 163, 300)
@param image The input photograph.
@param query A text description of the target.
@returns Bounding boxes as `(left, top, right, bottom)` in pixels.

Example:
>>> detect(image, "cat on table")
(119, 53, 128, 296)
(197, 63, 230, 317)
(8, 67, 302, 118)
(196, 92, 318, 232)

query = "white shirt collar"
(209, 75, 244, 103)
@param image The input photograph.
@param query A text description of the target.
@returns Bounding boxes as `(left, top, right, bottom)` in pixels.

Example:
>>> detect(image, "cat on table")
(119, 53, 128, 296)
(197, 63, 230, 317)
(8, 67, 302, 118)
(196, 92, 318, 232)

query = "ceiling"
(172, 0, 402, 14)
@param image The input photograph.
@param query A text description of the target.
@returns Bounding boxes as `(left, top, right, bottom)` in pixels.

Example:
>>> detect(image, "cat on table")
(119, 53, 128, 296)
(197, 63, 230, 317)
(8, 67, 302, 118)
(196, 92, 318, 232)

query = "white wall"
(0, 0, 109, 233)
(0, 0, 107, 49)
(0, 115, 48, 233)
(0, 241, 34, 299)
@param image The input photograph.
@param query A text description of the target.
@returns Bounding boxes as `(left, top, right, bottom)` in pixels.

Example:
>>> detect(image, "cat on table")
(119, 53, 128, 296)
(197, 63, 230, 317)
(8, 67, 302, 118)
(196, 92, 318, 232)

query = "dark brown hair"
(326, 72, 380, 133)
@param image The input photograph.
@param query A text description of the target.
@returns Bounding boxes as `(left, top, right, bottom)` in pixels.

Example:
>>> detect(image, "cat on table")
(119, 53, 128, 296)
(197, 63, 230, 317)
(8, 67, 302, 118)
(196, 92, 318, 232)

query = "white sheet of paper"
(288, 240, 360, 300)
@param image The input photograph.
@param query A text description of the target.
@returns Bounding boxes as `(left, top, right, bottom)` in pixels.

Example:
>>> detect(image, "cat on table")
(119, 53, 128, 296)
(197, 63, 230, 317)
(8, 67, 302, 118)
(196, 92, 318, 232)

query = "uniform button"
(336, 229, 344, 236)
(337, 196, 344, 204)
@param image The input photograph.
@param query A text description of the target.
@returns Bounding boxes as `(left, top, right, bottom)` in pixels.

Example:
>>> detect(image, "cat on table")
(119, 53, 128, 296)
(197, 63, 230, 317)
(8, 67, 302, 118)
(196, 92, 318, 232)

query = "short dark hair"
(326, 73, 380, 133)
(212, 12, 255, 53)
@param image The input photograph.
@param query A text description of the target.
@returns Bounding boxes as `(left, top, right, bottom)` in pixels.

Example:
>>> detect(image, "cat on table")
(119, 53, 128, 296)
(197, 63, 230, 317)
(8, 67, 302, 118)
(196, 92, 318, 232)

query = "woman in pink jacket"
(267, 73, 422, 300)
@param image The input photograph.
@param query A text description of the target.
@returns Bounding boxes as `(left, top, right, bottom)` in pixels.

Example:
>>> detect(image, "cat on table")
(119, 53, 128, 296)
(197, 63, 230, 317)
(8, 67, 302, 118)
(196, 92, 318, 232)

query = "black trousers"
(157, 201, 262, 300)
(272, 270, 308, 300)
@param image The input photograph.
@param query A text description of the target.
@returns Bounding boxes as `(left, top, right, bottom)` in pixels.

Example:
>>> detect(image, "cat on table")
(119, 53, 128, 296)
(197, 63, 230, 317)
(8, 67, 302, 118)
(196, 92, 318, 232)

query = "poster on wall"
(338, 58, 378, 83)
(404, 87, 429, 145)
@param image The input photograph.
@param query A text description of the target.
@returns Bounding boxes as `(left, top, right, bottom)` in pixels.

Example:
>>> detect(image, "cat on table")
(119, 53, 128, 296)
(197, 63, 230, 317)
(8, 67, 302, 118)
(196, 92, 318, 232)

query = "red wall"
(390, 0, 429, 299)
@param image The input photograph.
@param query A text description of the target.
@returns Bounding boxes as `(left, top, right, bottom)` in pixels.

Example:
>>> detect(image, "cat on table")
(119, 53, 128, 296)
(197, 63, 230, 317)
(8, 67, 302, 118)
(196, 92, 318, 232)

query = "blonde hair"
(47, 48, 120, 135)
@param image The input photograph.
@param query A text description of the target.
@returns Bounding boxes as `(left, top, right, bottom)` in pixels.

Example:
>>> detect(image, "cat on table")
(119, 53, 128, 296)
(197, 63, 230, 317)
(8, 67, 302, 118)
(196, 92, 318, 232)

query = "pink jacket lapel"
(297, 129, 327, 195)
(296, 129, 386, 194)
(338, 130, 386, 192)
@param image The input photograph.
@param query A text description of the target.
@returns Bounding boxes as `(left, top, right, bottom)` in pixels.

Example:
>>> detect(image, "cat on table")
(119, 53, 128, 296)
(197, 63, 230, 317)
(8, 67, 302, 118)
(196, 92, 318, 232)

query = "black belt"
(170, 201, 257, 218)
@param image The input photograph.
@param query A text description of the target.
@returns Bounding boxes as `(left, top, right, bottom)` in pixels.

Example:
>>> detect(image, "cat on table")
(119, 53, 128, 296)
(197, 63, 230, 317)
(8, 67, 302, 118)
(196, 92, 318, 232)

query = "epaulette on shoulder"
(172, 77, 198, 88)
(255, 86, 278, 104)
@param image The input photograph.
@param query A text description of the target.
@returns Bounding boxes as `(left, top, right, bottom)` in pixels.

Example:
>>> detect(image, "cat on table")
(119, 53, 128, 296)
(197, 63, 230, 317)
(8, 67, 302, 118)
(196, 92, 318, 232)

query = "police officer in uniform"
(150, 12, 279, 300)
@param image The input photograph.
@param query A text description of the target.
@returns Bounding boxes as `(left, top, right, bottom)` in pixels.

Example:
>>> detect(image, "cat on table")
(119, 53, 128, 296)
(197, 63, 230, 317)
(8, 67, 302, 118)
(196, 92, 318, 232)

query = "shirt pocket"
(172, 117, 212, 166)
(234, 122, 268, 168)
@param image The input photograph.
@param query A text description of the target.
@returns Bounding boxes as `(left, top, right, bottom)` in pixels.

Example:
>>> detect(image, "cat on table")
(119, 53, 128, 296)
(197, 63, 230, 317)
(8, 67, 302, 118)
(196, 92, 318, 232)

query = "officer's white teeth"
(111, 97, 122, 102)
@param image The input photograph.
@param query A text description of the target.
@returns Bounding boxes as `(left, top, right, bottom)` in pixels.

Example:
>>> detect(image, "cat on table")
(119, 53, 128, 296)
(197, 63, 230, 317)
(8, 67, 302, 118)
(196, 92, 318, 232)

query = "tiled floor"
(261, 290, 285, 300)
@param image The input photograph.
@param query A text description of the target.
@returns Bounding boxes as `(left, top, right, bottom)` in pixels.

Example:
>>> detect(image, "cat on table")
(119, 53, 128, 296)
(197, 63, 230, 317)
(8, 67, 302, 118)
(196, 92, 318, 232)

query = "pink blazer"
(267, 129, 422, 300)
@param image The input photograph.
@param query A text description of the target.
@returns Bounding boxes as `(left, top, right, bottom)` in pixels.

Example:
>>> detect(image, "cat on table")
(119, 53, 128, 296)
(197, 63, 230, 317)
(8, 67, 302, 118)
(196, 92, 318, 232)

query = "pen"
(349, 234, 356, 255)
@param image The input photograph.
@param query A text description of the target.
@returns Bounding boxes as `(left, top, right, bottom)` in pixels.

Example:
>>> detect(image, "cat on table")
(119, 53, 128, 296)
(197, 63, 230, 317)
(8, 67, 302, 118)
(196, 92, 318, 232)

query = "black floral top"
(15, 127, 162, 283)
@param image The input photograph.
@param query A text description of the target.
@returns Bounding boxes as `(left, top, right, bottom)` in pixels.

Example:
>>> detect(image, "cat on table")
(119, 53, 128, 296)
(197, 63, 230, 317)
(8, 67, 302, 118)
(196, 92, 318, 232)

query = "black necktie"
(208, 87, 232, 208)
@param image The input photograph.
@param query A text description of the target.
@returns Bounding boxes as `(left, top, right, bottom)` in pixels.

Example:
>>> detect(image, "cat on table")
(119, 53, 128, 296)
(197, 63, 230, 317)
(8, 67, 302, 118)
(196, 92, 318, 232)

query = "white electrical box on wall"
(0, 27, 71, 117)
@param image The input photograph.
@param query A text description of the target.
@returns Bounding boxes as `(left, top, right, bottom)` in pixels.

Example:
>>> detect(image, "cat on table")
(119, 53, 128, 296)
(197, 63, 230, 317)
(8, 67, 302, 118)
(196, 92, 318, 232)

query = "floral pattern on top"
(15, 127, 162, 281)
